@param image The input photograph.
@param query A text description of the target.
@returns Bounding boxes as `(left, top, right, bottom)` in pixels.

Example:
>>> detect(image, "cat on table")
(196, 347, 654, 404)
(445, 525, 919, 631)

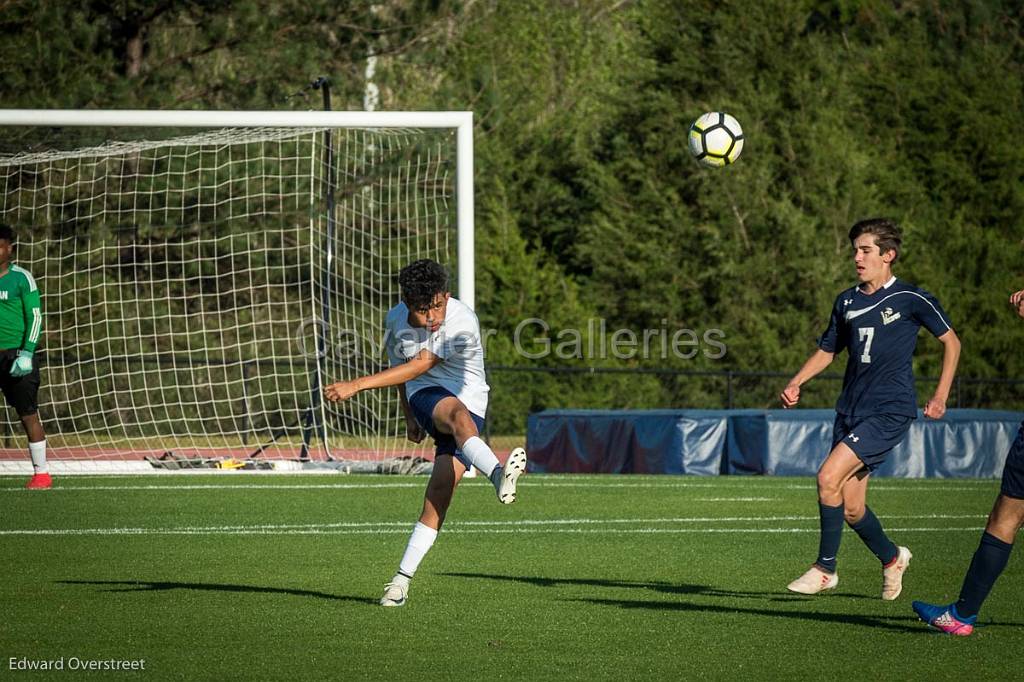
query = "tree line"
(2, 0, 1022, 433)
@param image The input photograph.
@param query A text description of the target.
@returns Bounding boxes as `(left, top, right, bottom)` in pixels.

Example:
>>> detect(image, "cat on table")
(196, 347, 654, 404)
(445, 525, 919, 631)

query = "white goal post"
(0, 109, 474, 471)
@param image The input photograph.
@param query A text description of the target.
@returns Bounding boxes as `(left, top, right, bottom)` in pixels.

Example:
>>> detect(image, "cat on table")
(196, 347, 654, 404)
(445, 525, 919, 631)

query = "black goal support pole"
(299, 76, 335, 461)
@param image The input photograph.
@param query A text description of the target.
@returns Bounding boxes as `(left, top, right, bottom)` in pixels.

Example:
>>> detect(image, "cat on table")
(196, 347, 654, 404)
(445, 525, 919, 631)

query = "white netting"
(0, 125, 457, 462)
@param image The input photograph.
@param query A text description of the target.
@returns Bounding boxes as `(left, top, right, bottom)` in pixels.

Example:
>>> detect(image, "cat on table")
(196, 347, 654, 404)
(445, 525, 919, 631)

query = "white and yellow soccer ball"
(688, 112, 744, 168)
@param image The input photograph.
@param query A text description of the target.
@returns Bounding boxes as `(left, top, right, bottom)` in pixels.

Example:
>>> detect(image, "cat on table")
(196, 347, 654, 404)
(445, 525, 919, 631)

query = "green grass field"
(2, 474, 1021, 680)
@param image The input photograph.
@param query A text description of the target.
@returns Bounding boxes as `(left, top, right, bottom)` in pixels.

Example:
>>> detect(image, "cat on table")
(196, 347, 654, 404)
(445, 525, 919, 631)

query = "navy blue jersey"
(818, 277, 953, 418)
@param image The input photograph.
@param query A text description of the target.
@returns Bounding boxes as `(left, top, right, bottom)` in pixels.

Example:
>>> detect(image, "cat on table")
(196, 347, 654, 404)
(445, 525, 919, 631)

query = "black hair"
(849, 218, 901, 262)
(0, 224, 15, 244)
(399, 259, 449, 310)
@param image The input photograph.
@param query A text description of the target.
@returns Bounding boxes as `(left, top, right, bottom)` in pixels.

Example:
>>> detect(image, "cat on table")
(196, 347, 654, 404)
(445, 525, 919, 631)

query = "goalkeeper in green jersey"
(0, 225, 48, 489)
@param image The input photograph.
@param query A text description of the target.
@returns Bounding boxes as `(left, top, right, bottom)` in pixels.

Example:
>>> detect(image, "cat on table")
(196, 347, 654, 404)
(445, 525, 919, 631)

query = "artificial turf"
(2, 474, 1021, 680)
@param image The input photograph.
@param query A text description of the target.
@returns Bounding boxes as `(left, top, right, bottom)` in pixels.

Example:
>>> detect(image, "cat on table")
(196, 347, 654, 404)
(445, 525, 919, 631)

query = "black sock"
(815, 502, 844, 573)
(488, 465, 503, 488)
(849, 506, 898, 565)
(956, 531, 1013, 619)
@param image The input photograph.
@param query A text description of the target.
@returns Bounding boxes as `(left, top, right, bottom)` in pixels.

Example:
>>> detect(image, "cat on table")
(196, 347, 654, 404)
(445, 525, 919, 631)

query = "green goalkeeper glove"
(10, 350, 32, 378)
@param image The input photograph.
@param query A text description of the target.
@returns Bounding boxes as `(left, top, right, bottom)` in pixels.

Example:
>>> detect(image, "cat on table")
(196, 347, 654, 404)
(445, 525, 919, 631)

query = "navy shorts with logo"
(831, 412, 913, 472)
(1000, 421, 1024, 499)
(408, 386, 485, 468)
(0, 349, 40, 417)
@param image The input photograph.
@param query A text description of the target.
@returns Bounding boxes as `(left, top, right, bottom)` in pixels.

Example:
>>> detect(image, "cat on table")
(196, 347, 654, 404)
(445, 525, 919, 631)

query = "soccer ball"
(688, 112, 744, 168)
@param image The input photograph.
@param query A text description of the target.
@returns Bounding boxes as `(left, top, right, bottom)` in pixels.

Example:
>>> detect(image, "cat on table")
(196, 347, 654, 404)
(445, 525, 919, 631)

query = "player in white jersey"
(324, 259, 527, 607)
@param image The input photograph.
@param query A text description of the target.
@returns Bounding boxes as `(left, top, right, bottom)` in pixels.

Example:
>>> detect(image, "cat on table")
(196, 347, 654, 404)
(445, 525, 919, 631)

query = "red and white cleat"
(882, 546, 912, 600)
(25, 473, 52, 490)
(787, 565, 839, 595)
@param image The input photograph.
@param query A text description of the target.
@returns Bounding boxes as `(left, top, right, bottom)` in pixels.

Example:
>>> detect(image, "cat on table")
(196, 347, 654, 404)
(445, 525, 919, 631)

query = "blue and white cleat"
(912, 601, 976, 636)
(497, 447, 527, 505)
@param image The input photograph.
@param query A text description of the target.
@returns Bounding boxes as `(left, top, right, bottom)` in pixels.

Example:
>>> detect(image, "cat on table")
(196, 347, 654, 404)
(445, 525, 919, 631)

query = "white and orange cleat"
(882, 546, 912, 600)
(25, 473, 52, 490)
(787, 565, 839, 595)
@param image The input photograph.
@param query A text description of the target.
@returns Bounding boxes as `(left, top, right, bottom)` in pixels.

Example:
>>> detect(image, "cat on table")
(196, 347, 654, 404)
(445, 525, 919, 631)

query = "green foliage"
(0, 0, 456, 110)
(1, 0, 1023, 432)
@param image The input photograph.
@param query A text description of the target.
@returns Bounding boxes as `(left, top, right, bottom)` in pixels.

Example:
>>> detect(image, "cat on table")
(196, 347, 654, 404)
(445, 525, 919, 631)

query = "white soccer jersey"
(384, 296, 490, 417)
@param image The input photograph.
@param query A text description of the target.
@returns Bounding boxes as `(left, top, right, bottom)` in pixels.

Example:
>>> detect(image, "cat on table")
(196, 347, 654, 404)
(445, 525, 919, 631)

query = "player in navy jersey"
(780, 218, 961, 599)
(912, 288, 1024, 635)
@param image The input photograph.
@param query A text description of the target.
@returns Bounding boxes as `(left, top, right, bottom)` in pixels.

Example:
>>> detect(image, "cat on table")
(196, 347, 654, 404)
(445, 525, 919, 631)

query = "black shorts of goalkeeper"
(0, 349, 40, 416)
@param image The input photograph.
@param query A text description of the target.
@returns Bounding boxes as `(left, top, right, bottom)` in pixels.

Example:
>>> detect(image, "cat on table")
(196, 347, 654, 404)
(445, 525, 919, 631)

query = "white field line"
(0, 483, 426, 491)
(0, 473, 997, 484)
(0, 527, 986, 536)
(0, 514, 987, 537)
(520, 477, 999, 489)
(0, 480, 999, 492)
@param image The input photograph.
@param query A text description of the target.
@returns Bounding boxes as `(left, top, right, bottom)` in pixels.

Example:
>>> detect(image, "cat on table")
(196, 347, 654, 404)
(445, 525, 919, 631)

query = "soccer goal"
(0, 109, 473, 472)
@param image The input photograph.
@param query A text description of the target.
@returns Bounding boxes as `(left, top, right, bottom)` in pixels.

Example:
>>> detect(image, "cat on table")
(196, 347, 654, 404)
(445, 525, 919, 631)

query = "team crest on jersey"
(880, 307, 901, 325)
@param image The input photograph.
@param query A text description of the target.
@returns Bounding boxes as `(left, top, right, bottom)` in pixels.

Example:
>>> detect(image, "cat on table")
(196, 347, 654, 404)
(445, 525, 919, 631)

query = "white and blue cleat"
(912, 601, 976, 636)
(497, 447, 527, 504)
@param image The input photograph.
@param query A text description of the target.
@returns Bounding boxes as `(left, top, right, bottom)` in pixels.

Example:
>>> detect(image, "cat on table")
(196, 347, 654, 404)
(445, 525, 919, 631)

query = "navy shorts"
(831, 412, 913, 472)
(408, 386, 485, 468)
(1000, 421, 1024, 499)
(0, 349, 40, 417)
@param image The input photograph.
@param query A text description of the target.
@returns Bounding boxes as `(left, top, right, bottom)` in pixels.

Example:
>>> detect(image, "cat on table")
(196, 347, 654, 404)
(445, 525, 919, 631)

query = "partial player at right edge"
(912, 287, 1024, 635)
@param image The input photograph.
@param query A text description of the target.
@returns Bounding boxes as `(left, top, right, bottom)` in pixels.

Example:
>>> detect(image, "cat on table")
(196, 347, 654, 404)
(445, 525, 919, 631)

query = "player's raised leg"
(381, 454, 467, 607)
(431, 396, 527, 505)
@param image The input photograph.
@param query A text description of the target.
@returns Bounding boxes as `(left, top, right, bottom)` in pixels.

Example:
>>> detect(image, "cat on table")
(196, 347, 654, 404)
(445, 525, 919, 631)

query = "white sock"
(397, 522, 438, 579)
(29, 439, 47, 474)
(459, 436, 500, 479)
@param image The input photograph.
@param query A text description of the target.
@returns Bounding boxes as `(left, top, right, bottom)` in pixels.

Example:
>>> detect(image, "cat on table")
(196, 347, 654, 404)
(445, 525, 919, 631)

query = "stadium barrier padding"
(525, 409, 1024, 477)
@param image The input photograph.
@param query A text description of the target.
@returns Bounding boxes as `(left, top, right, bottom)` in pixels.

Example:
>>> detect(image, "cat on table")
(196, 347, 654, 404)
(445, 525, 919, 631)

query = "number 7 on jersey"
(858, 327, 874, 363)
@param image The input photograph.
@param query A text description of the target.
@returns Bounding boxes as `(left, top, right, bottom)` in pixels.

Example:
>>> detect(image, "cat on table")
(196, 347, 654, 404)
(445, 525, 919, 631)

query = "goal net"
(0, 111, 473, 471)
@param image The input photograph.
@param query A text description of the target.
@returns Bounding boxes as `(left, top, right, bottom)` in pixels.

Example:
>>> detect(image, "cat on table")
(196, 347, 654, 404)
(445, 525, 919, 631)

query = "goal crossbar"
(0, 109, 471, 128)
